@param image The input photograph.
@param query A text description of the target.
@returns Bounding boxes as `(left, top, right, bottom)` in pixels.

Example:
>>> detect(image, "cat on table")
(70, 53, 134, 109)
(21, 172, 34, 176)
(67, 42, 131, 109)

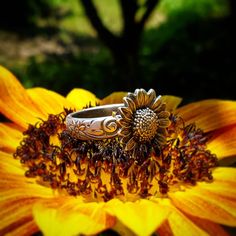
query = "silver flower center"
(133, 107, 159, 142)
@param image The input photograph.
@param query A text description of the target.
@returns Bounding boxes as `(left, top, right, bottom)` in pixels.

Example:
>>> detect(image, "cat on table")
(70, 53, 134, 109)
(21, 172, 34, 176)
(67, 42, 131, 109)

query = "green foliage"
(2, 0, 235, 101)
(144, 0, 229, 52)
(159, 0, 229, 17)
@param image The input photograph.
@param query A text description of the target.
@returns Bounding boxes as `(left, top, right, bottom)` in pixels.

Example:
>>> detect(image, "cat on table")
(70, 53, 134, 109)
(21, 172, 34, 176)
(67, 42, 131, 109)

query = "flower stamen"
(14, 109, 218, 202)
(133, 108, 159, 142)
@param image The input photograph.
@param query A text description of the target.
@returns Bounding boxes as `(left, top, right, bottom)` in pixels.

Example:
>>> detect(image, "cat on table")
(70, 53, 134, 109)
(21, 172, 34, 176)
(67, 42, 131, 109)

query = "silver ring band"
(66, 104, 123, 140)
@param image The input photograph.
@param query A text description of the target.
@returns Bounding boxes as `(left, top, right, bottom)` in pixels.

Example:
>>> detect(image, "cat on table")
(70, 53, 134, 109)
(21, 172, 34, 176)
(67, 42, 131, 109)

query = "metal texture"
(66, 104, 123, 140)
(117, 89, 170, 153)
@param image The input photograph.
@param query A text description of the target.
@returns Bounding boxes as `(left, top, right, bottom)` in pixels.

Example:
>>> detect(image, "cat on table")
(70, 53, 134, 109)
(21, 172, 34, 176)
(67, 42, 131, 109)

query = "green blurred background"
(0, 0, 235, 102)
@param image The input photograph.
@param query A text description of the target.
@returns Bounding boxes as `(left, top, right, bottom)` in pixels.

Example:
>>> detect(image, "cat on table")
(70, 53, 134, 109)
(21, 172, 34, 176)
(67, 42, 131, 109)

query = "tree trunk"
(79, 0, 159, 90)
(112, 35, 141, 90)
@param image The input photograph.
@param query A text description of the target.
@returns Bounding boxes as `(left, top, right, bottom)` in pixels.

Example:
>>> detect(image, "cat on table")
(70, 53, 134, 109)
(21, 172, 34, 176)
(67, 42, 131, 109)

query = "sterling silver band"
(66, 104, 123, 140)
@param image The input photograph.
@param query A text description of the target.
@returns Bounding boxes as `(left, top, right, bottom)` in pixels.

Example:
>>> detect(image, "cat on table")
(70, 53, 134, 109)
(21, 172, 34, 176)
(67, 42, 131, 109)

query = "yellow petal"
(207, 125, 236, 165)
(0, 152, 48, 234)
(0, 150, 26, 176)
(166, 207, 208, 236)
(169, 167, 236, 226)
(0, 123, 23, 152)
(213, 166, 236, 181)
(105, 199, 169, 236)
(0, 66, 45, 128)
(101, 92, 127, 105)
(27, 88, 75, 115)
(33, 198, 115, 236)
(66, 88, 100, 110)
(3, 220, 38, 236)
(0, 200, 37, 236)
(0, 151, 56, 235)
(186, 214, 229, 236)
(162, 95, 182, 112)
(177, 99, 236, 132)
(157, 199, 228, 236)
(0, 151, 53, 197)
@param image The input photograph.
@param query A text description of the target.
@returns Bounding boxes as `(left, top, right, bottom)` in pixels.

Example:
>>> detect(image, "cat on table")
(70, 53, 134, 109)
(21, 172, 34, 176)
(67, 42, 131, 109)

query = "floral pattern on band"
(66, 114, 119, 140)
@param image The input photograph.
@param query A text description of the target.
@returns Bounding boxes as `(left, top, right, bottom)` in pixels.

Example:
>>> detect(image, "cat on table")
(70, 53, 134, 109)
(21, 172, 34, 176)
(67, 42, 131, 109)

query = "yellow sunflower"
(0, 65, 236, 236)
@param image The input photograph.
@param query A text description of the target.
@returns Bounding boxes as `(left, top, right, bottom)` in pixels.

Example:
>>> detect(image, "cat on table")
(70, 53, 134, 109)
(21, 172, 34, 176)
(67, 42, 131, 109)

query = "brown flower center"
(14, 109, 218, 202)
(133, 108, 158, 142)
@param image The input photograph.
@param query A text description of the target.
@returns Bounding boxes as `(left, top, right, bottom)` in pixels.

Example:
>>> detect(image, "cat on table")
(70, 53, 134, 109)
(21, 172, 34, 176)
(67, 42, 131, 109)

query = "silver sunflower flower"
(118, 89, 170, 153)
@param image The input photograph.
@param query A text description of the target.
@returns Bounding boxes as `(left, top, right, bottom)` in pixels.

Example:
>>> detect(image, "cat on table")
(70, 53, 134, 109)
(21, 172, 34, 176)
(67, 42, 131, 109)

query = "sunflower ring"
(66, 89, 171, 152)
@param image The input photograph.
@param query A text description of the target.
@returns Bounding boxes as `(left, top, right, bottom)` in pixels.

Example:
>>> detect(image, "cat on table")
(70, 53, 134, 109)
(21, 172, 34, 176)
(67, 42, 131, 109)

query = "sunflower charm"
(118, 89, 170, 153)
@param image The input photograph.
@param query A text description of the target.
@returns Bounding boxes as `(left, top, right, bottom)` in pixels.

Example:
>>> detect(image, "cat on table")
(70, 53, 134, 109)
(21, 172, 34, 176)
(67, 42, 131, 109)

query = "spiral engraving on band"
(102, 117, 118, 135)
(66, 116, 119, 140)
